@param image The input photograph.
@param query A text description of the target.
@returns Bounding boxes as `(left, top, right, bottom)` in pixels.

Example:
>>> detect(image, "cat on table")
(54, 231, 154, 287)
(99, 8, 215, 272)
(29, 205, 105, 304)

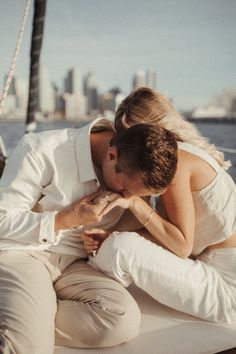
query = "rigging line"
(218, 146, 236, 154)
(0, 0, 31, 116)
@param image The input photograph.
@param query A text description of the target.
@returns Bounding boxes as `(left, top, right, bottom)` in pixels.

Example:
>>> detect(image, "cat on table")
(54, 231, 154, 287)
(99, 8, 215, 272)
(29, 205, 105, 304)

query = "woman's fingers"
(93, 191, 120, 205)
(85, 228, 106, 235)
(100, 199, 120, 216)
(100, 194, 130, 216)
(93, 191, 111, 201)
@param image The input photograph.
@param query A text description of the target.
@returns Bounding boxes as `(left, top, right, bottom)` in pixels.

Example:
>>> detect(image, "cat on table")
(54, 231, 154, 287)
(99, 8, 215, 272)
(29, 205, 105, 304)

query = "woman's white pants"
(89, 231, 236, 323)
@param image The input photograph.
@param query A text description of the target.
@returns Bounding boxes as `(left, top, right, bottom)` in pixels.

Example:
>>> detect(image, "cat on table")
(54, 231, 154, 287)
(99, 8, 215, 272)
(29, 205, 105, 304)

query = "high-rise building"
(132, 70, 146, 90)
(84, 72, 99, 114)
(132, 69, 157, 91)
(146, 69, 156, 89)
(38, 65, 55, 113)
(64, 67, 81, 95)
(15, 78, 28, 111)
(3, 76, 17, 113)
(62, 93, 87, 121)
(2, 76, 28, 117)
(99, 88, 124, 119)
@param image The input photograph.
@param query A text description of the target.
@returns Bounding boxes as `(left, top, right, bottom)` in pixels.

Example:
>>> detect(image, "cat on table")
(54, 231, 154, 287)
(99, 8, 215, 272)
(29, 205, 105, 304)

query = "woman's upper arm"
(161, 151, 196, 252)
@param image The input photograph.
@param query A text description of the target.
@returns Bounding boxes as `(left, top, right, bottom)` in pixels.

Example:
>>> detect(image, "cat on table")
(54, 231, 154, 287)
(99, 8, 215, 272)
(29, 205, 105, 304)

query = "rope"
(0, 0, 31, 116)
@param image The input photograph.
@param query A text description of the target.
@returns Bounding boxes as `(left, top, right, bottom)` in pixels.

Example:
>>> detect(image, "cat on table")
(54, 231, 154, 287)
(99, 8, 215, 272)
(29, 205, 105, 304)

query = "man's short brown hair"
(110, 123, 177, 192)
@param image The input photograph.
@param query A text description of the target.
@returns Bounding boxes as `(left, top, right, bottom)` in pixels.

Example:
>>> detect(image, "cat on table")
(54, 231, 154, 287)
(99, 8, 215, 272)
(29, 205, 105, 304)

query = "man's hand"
(55, 190, 113, 231)
(80, 228, 110, 255)
(54, 189, 137, 232)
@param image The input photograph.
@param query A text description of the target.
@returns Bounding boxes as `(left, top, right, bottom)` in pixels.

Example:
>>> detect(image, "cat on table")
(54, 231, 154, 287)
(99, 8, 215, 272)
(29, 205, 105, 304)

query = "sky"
(0, 0, 236, 110)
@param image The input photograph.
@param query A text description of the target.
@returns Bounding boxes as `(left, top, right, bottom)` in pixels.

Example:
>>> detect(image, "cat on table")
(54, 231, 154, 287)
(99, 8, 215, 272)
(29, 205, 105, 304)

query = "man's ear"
(122, 114, 130, 129)
(107, 146, 118, 162)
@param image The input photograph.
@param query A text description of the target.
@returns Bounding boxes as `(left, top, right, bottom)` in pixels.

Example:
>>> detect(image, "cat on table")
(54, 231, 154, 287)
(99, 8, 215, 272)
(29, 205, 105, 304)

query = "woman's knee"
(89, 232, 143, 286)
(105, 231, 142, 255)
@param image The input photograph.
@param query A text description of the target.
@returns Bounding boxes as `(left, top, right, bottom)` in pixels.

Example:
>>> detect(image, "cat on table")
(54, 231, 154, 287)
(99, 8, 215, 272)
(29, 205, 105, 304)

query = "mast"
(0, 137, 7, 178)
(26, 0, 47, 133)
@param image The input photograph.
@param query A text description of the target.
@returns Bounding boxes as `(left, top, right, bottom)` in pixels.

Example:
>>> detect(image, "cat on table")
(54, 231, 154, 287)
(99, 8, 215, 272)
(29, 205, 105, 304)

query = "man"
(0, 118, 177, 354)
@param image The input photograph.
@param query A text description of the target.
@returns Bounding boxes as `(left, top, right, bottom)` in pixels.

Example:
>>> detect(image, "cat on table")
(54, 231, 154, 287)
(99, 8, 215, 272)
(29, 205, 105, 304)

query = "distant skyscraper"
(15, 78, 28, 110)
(63, 93, 87, 120)
(132, 69, 157, 91)
(115, 93, 125, 110)
(4, 76, 17, 113)
(39, 65, 55, 113)
(84, 72, 99, 114)
(3, 76, 27, 115)
(146, 69, 156, 89)
(99, 88, 124, 114)
(64, 67, 81, 95)
(132, 70, 146, 90)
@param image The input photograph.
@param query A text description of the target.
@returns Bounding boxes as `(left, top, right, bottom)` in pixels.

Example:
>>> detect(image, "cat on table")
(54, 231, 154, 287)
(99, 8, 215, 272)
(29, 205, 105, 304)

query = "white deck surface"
(54, 285, 236, 354)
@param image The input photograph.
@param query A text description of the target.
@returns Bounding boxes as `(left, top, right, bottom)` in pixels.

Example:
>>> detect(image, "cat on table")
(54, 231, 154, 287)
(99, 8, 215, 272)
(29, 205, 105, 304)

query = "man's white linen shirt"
(0, 118, 124, 257)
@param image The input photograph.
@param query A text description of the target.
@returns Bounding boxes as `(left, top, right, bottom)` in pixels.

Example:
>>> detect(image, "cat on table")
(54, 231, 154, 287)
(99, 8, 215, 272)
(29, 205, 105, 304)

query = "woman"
(82, 87, 236, 323)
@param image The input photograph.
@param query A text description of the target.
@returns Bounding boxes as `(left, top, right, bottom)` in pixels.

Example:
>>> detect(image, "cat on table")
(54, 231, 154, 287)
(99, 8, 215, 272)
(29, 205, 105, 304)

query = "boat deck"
(55, 285, 236, 354)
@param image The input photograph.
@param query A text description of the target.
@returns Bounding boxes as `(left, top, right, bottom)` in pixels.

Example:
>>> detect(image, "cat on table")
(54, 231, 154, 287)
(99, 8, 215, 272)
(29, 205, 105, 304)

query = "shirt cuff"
(39, 211, 58, 245)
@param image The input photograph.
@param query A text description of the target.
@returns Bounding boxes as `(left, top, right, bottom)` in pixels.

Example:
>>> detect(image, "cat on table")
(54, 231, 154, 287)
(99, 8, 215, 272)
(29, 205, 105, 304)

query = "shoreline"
(184, 115, 236, 123)
(1, 117, 236, 124)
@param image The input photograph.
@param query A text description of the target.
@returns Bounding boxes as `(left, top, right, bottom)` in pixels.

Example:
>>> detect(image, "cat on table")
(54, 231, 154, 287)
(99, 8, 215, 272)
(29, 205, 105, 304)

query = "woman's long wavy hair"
(115, 87, 230, 170)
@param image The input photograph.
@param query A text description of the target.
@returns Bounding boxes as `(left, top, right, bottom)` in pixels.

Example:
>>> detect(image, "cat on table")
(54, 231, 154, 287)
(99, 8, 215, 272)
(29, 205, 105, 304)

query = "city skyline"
(1, 64, 158, 120)
(0, 0, 236, 110)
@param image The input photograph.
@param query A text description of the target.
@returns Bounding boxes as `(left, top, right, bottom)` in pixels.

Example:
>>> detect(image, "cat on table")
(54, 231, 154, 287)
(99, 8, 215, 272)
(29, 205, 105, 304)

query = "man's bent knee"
(55, 288, 141, 348)
(94, 288, 141, 347)
(108, 289, 141, 345)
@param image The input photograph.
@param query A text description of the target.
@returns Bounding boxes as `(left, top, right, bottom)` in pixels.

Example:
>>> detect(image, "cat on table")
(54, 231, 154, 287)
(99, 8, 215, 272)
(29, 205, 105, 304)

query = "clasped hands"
(55, 189, 132, 250)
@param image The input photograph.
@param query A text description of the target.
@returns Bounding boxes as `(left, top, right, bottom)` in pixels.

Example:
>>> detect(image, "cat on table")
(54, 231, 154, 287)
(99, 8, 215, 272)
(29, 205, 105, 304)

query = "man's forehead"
(124, 174, 153, 196)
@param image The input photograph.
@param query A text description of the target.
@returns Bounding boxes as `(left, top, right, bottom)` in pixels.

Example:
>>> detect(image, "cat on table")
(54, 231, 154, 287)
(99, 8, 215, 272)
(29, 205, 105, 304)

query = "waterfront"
(0, 119, 236, 181)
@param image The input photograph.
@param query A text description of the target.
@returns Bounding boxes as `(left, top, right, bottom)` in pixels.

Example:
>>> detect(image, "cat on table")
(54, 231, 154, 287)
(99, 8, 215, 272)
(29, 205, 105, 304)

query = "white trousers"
(89, 232, 236, 323)
(0, 250, 141, 354)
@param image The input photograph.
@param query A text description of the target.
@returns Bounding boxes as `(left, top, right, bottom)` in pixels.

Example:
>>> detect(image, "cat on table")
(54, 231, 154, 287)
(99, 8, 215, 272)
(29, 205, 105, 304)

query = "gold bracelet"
(143, 208, 155, 227)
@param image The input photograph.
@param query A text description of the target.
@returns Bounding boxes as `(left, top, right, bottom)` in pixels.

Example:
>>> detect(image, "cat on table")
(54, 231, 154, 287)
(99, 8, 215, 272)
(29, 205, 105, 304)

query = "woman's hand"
(80, 228, 110, 255)
(93, 191, 134, 216)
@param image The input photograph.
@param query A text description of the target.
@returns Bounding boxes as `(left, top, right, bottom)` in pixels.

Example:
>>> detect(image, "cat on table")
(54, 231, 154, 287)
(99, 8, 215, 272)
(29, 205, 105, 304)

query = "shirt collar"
(75, 118, 115, 184)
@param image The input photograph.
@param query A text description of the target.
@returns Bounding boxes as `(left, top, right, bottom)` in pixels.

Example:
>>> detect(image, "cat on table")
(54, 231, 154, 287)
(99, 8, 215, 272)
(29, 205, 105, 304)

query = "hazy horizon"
(0, 0, 236, 111)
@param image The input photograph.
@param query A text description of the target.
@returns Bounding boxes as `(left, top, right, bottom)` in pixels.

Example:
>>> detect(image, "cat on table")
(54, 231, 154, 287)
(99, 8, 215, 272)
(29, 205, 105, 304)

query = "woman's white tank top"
(178, 142, 236, 256)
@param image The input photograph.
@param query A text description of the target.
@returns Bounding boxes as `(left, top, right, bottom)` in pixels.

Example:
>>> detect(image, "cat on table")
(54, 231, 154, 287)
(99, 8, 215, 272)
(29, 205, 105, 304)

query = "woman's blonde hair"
(115, 87, 231, 170)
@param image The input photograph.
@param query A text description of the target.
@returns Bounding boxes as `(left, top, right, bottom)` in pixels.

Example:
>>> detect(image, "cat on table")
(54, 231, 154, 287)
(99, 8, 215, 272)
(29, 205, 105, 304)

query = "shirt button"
(41, 238, 47, 243)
